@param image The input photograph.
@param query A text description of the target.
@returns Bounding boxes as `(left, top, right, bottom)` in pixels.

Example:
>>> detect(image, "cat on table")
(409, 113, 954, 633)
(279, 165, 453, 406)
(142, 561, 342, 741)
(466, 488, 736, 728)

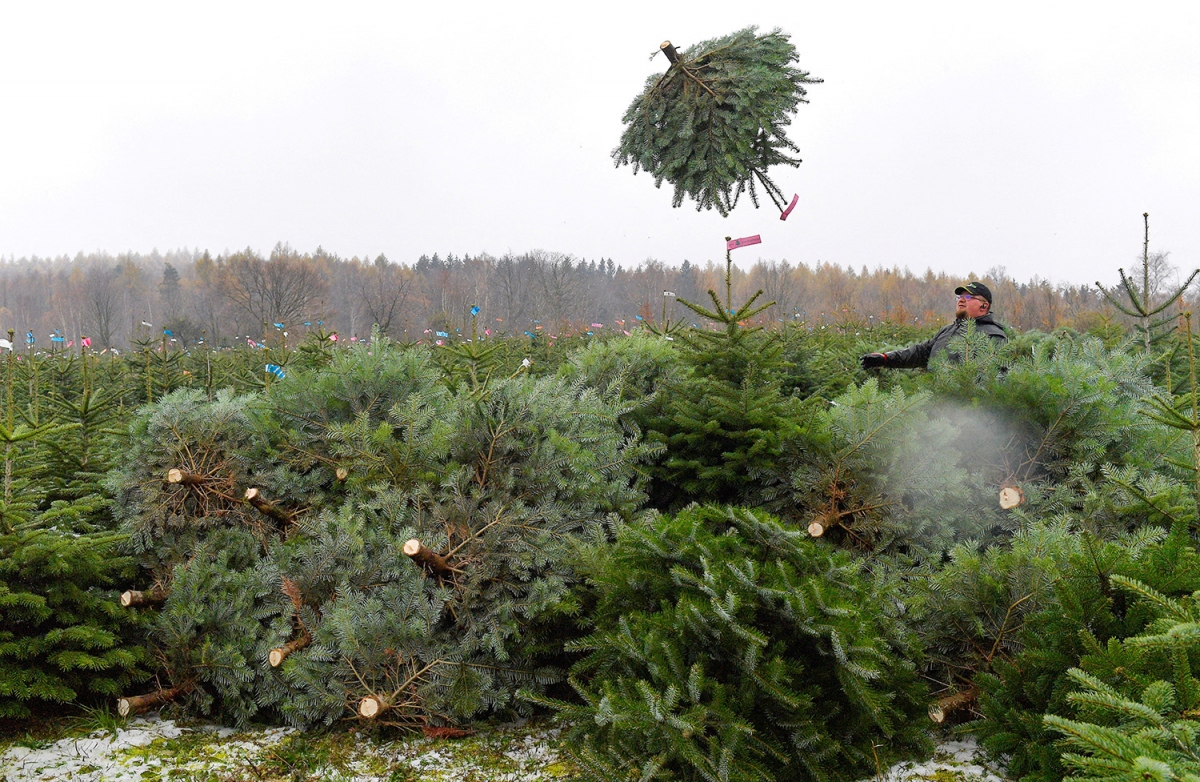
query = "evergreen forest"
(6, 249, 1200, 782)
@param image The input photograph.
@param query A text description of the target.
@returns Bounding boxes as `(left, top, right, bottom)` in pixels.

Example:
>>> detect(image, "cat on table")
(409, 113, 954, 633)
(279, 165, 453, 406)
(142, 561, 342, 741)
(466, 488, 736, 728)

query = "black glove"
(860, 353, 888, 369)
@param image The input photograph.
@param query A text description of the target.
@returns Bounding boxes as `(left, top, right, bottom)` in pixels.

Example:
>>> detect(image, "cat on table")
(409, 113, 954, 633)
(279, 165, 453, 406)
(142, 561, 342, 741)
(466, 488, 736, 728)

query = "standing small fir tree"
(1096, 212, 1200, 355)
(614, 27, 821, 216)
(647, 242, 797, 508)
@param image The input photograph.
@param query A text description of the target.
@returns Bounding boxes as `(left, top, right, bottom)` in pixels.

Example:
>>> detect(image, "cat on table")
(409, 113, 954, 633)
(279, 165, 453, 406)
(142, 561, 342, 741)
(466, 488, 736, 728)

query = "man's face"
(955, 293, 989, 319)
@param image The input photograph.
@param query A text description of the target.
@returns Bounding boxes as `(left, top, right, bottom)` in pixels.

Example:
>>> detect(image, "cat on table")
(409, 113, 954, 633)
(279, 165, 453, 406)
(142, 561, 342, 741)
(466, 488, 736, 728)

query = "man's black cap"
(954, 281, 992, 305)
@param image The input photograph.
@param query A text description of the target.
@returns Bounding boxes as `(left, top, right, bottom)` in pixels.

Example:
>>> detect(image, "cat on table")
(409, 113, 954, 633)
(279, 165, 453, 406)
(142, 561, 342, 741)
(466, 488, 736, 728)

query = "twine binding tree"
(614, 27, 821, 216)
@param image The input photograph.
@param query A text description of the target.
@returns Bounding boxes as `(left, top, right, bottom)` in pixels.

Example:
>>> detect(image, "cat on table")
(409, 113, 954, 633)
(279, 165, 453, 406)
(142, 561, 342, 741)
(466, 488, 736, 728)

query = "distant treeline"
(0, 244, 1165, 349)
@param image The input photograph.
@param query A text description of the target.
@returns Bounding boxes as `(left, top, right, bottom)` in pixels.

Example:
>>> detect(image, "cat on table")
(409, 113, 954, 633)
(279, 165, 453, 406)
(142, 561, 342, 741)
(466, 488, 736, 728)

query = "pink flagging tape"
(727, 235, 762, 251)
(780, 194, 798, 221)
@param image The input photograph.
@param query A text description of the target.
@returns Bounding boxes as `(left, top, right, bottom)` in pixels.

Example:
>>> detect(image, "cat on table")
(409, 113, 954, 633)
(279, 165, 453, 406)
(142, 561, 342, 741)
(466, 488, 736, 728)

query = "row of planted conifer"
(4, 262, 1200, 779)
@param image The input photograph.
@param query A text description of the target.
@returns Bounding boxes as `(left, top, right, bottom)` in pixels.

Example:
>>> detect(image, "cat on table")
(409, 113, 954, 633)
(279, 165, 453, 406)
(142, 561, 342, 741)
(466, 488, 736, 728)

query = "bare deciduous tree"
(356, 255, 413, 338)
(223, 244, 327, 334)
(82, 265, 122, 348)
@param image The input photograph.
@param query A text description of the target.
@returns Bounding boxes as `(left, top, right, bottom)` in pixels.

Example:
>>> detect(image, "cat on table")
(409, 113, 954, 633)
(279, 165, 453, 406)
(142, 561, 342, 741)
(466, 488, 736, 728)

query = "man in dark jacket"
(860, 281, 1007, 370)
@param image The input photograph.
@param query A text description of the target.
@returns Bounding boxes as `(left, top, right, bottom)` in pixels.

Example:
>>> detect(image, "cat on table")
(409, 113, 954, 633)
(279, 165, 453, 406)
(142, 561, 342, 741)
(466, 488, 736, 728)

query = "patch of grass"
(66, 703, 126, 739)
(258, 733, 328, 780)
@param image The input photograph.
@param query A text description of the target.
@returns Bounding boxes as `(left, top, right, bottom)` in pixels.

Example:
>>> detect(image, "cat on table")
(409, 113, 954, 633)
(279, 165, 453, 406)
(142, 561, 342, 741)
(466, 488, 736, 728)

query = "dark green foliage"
(38, 361, 123, 503)
(545, 505, 930, 782)
(648, 329, 798, 507)
(648, 259, 799, 509)
(969, 522, 1200, 782)
(0, 506, 147, 718)
(436, 317, 508, 396)
(614, 27, 821, 215)
(0, 349, 149, 719)
(1044, 574, 1200, 780)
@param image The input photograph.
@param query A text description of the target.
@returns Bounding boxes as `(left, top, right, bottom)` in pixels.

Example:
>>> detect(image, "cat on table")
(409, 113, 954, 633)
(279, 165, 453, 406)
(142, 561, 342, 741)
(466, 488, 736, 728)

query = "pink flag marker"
(727, 235, 762, 251)
(779, 194, 798, 221)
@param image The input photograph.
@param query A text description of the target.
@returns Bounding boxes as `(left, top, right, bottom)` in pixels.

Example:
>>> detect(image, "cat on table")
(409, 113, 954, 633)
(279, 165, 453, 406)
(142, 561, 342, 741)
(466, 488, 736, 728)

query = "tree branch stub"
(167, 468, 207, 485)
(269, 632, 311, 667)
(403, 538, 452, 577)
(118, 685, 188, 717)
(928, 685, 978, 723)
(359, 695, 389, 719)
(120, 587, 168, 608)
(244, 487, 293, 526)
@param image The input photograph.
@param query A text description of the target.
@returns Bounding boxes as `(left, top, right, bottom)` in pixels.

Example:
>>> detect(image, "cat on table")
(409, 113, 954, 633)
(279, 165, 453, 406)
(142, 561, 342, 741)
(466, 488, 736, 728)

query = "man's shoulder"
(973, 315, 1008, 338)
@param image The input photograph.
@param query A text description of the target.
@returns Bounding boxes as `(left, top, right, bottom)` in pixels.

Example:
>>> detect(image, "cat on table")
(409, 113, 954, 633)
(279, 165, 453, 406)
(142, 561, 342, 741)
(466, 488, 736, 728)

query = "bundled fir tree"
(107, 339, 658, 728)
(280, 374, 657, 728)
(138, 527, 292, 723)
(559, 330, 684, 408)
(925, 333, 1165, 533)
(107, 388, 272, 571)
(543, 505, 930, 782)
(615, 27, 821, 215)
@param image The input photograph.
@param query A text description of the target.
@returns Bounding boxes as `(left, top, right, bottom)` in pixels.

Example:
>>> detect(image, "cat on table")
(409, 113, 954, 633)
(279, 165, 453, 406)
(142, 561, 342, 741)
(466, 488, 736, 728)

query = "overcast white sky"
(1, 1, 1196, 286)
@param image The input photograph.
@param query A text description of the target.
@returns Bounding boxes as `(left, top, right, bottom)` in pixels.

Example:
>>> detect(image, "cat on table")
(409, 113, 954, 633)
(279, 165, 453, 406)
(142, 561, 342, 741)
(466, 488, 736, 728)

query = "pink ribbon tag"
(727, 235, 762, 251)
(780, 194, 798, 221)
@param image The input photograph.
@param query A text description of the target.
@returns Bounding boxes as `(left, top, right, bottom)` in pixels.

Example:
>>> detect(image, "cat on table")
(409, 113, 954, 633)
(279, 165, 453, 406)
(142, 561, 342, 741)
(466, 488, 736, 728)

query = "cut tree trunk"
(120, 587, 168, 608)
(659, 41, 680, 64)
(999, 485, 1026, 509)
(335, 466, 349, 481)
(928, 685, 979, 723)
(359, 695, 389, 719)
(167, 468, 207, 485)
(244, 488, 293, 526)
(403, 539, 452, 577)
(118, 685, 188, 717)
(808, 512, 838, 538)
(269, 632, 312, 667)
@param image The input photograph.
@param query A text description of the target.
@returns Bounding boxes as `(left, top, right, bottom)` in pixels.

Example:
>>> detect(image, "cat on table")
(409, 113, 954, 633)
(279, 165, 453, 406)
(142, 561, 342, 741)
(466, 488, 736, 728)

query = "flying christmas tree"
(613, 27, 821, 217)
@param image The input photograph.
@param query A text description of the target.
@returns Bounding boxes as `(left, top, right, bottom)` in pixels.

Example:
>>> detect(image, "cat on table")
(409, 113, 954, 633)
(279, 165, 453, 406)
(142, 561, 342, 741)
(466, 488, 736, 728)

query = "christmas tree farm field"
(8, 315, 1200, 781)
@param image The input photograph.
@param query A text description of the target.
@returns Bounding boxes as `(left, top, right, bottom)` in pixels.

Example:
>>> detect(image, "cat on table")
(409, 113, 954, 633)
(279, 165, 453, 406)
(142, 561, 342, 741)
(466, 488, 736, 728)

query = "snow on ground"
(877, 738, 1009, 782)
(0, 715, 293, 781)
(1, 716, 1007, 782)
